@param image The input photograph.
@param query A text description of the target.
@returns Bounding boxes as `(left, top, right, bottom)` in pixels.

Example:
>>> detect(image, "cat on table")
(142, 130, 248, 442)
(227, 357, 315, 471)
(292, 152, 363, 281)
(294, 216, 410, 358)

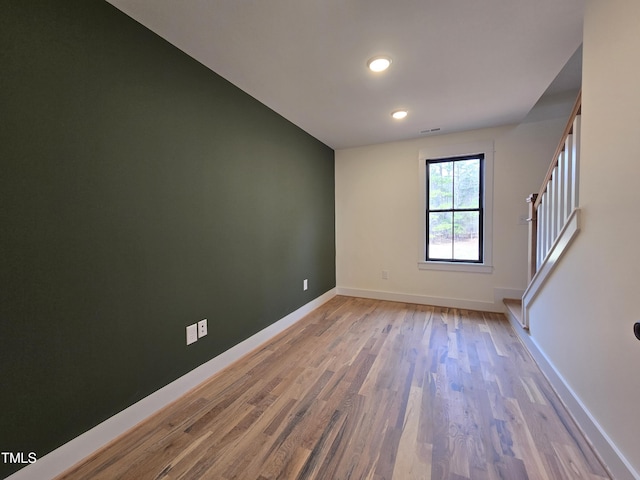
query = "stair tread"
(503, 298, 524, 328)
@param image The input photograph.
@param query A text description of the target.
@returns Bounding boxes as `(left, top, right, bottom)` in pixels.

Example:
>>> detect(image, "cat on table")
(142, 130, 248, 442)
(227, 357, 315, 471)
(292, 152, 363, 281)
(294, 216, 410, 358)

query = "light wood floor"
(57, 296, 610, 480)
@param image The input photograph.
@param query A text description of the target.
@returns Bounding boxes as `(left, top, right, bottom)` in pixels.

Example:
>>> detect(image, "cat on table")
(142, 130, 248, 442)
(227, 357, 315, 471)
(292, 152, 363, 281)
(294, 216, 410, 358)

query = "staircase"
(507, 91, 582, 329)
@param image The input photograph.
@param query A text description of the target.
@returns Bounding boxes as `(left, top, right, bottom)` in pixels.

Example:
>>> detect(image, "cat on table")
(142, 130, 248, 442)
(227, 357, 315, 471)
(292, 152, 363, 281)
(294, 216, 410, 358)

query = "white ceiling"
(106, 0, 584, 150)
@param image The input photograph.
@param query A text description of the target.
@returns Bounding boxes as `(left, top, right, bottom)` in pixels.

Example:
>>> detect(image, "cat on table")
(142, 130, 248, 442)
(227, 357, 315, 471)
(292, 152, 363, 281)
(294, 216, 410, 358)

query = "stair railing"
(522, 91, 582, 327)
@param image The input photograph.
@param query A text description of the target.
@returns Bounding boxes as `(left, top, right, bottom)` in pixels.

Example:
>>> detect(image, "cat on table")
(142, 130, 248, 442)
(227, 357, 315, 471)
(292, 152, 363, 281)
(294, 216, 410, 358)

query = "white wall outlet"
(382, 270, 389, 280)
(198, 319, 207, 338)
(303, 279, 308, 291)
(186, 324, 198, 345)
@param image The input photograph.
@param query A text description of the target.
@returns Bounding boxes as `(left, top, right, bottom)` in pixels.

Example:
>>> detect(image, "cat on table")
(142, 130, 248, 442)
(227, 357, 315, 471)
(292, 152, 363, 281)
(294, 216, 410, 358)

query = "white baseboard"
(336, 287, 502, 312)
(505, 315, 639, 480)
(6, 288, 337, 480)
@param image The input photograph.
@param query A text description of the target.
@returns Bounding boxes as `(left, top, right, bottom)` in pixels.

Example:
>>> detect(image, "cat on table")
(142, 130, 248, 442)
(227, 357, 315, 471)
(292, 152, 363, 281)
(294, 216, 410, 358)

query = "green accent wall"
(0, 1, 335, 477)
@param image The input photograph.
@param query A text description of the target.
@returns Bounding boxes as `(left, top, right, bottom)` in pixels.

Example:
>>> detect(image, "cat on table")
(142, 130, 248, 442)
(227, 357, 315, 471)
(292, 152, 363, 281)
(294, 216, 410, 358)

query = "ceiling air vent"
(420, 128, 441, 135)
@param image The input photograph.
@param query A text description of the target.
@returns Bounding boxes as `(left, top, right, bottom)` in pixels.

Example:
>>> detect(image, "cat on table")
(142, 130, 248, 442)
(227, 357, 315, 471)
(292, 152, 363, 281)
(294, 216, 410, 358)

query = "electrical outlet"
(186, 324, 198, 345)
(303, 279, 308, 291)
(382, 270, 389, 280)
(198, 319, 207, 338)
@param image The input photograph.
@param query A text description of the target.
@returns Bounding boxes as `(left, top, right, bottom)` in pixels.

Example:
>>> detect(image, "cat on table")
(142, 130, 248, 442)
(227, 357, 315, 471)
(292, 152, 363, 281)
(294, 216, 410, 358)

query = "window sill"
(417, 261, 493, 273)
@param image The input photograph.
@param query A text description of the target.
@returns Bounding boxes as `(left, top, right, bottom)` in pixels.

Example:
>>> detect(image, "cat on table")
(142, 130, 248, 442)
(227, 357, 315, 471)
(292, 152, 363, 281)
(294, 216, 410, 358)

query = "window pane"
(428, 212, 452, 260)
(454, 159, 480, 209)
(453, 211, 480, 261)
(429, 162, 453, 209)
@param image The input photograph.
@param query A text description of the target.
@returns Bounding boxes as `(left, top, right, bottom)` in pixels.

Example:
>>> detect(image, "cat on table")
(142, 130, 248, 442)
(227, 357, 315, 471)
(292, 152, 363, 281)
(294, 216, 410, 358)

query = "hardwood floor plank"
(391, 385, 432, 479)
(503, 396, 550, 479)
(55, 297, 610, 480)
(294, 408, 345, 479)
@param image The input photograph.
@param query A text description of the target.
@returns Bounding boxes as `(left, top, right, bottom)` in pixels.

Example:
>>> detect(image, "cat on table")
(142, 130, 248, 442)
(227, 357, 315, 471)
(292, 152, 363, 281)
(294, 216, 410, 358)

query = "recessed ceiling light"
(367, 56, 392, 72)
(391, 109, 408, 120)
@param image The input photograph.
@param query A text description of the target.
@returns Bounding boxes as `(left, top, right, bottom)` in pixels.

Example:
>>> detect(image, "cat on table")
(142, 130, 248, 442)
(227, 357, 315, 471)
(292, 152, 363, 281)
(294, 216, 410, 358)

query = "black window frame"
(426, 153, 485, 263)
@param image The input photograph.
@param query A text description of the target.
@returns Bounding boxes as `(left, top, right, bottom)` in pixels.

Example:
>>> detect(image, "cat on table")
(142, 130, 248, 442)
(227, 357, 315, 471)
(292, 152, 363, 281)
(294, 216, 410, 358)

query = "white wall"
(528, 0, 640, 477)
(335, 104, 572, 311)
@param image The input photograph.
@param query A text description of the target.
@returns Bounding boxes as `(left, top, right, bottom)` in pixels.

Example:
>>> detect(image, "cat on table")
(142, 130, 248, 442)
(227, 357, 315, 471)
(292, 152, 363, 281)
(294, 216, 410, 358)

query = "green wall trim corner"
(4, 290, 337, 480)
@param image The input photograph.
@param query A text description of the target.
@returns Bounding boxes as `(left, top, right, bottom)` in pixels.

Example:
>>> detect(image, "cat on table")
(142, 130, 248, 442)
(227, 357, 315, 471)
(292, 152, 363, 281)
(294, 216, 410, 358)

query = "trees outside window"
(426, 154, 483, 262)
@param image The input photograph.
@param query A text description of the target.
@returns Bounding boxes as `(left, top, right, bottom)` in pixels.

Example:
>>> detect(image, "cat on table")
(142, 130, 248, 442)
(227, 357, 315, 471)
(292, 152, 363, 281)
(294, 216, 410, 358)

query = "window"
(426, 154, 483, 262)
(418, 141, 493, 273)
